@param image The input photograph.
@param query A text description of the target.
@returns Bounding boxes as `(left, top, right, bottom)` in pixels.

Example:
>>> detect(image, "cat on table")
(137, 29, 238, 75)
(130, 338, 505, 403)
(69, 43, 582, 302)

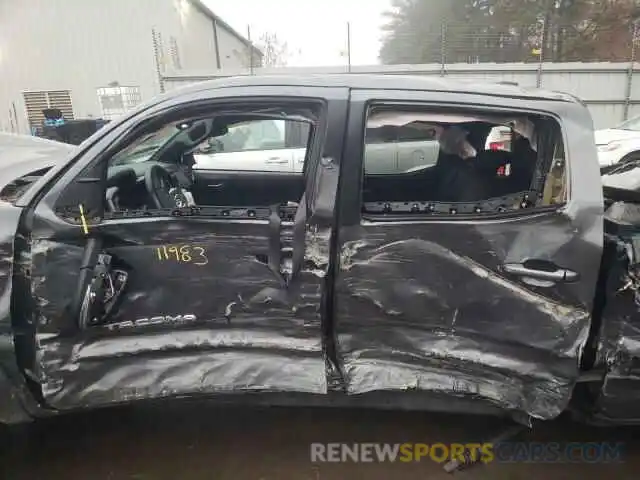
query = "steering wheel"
(145, 164, 185, 209)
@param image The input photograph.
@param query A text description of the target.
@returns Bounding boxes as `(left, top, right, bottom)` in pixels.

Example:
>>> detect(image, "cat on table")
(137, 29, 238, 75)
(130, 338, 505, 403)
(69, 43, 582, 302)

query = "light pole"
(624, 17, 640, 121)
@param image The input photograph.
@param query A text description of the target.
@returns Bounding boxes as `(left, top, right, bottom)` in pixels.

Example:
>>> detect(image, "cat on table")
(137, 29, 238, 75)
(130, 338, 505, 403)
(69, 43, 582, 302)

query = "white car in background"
(193, 118, 442, 175)
(595, 115, 640, 170)
(193, 118, 511, 175)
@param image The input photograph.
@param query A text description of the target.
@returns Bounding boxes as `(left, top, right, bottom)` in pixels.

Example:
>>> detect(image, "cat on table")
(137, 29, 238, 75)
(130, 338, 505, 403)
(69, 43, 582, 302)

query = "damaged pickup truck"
(0, 74, 638, 429)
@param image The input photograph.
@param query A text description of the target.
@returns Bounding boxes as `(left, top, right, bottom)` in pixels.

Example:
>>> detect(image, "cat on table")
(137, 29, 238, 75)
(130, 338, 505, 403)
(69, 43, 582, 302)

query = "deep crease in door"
(334, 207, 602, 421)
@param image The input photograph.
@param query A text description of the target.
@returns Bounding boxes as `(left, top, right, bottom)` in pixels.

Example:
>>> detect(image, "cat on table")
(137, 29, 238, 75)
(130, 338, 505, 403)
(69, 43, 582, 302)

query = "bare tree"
(256, 32, 290, 67)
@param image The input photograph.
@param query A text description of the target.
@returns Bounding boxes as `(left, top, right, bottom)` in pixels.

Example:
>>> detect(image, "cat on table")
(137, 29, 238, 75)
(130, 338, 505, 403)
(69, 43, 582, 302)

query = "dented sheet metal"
(0, 202, 41, 423)
(29, 218, 329, 410)
(0, 134, 79, 422)
(586, 202, 640, 424)
(4, 78, 625, 424)
(335, 208, 602, 421)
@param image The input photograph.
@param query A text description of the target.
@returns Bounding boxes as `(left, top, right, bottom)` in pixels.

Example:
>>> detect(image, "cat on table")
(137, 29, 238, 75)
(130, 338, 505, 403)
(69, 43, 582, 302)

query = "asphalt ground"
(0, 402, 638, 479)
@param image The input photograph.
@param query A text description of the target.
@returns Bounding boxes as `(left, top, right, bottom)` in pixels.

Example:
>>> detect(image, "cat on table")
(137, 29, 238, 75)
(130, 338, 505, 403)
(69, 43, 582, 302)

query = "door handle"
(502, 260, 579, 282)
(265, 157, 288, 164)
(207, 183, 224, 188)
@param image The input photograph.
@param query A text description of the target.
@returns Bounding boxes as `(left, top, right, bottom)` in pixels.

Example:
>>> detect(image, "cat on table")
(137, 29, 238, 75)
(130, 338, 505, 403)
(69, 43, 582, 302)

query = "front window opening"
(97, 106, 318, 218)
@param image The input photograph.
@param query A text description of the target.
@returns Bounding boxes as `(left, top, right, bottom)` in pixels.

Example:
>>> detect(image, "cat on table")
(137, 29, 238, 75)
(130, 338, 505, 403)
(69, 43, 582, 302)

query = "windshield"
(614, 115, 640, 131)
(110, 124, 181, 166)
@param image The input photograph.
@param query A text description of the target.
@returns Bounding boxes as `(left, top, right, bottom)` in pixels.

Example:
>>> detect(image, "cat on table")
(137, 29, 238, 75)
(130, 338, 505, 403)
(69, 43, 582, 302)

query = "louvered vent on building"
(23, 90, 74, 128)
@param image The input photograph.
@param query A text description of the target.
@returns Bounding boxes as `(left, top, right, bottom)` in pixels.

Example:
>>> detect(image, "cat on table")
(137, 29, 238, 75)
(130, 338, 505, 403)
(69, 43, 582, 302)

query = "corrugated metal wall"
(161, 62, 640, 129)
(0, 0, 164, 134)
(0, 0, 255, 134)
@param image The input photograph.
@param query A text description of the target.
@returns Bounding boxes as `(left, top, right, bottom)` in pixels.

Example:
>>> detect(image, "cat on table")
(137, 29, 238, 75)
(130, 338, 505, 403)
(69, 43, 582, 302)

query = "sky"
(203, 0, 392, 66)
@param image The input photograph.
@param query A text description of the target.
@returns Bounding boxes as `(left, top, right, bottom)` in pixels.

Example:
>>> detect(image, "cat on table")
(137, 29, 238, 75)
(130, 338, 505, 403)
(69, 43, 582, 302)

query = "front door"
(18, 85, 349, 410)
(332, 88, 603, 421)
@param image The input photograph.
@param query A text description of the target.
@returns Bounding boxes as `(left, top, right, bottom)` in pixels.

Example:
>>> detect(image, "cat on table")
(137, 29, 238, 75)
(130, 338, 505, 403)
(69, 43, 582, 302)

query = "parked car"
(193, 118, 445, 174)
(192, 120, 511, 175)
(0, 74, 637, 433)
(595, 114, 640, 171)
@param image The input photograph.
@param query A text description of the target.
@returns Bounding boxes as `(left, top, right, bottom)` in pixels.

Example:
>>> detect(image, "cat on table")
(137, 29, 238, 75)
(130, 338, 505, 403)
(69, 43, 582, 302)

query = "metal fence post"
(536, 49, 543, 88)
(11, 102, 19, 134)
(624, 22, 639, 121)
(247, 25, 254, 75)
(536, 18, 547, 88)
(347, 22, 352, 73)
(440, 23, 447, 76)
(151, 28, 165, 94)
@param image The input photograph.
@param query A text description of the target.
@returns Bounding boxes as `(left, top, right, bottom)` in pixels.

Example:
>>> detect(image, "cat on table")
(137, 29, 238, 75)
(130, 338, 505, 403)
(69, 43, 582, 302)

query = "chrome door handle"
(502, 261, 579, 282)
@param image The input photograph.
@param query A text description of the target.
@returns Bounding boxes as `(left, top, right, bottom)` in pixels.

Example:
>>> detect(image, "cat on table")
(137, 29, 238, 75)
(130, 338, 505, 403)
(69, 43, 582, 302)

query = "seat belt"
(268, 203, 285, 287)
(289, 156, 339, 287)
(529, 124, 553, 204)
(247, 203, 288, 306)
(290, 192, 308, 283)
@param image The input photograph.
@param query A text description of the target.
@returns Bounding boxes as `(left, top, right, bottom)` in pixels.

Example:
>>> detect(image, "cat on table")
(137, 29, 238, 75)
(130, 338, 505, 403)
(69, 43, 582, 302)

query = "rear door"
(333, 88, 603, 420)
(19, 85, 349, 411)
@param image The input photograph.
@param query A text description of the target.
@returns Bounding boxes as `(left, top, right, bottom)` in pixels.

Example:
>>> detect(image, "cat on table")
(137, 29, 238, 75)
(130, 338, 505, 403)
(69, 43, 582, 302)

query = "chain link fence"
(160, 20, 640, 128)
(393, 22, 638, 66)
(186, 20, 640, 72)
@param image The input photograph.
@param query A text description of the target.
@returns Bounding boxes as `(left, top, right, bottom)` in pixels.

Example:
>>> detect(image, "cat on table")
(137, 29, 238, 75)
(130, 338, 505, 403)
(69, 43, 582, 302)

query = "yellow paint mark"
(79, 204, 89, 235)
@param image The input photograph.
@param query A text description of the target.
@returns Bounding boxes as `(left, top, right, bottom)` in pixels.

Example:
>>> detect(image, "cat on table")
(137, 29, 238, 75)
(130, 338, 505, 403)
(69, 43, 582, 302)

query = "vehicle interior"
(362, 114, 540, 206)
(75, 106, 556, 219)
(103, 111, 314, 213)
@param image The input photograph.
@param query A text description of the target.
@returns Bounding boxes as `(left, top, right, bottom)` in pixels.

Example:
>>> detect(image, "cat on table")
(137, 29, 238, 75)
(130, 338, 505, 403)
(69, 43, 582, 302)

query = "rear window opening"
(361, 106, 566, 216)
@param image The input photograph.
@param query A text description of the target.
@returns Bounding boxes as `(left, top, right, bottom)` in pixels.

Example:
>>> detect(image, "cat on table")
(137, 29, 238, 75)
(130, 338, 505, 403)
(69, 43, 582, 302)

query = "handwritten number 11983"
(155, 245, 208, 266)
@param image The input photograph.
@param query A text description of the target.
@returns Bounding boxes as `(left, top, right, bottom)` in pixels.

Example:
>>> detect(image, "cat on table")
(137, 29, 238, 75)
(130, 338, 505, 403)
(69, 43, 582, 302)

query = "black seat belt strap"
(268, 203, 285, 287)
(290, 192, 307, 284)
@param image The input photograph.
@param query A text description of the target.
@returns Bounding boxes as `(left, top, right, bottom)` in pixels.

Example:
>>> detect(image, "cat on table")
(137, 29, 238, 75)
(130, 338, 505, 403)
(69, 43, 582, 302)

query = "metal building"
(0, 0, 261, 134)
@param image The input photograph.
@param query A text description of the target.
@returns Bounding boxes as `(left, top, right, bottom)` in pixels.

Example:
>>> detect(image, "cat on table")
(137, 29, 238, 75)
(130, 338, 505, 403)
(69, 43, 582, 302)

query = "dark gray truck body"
(0, 75, 636, 426)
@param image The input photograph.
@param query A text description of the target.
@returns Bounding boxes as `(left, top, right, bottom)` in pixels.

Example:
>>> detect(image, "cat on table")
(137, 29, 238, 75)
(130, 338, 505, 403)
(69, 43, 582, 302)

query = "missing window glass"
(361, 106, 566, 216)
(75, 102, 321, 218)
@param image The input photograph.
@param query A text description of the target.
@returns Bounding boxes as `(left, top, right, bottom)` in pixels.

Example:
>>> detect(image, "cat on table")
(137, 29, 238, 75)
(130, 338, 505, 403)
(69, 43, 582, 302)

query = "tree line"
(379, 0, 640, 64)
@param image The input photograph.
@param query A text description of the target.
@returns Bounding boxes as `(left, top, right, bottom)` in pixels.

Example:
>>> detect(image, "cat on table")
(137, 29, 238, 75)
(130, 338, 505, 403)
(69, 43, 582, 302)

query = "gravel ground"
(1, 402, 638, 479)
